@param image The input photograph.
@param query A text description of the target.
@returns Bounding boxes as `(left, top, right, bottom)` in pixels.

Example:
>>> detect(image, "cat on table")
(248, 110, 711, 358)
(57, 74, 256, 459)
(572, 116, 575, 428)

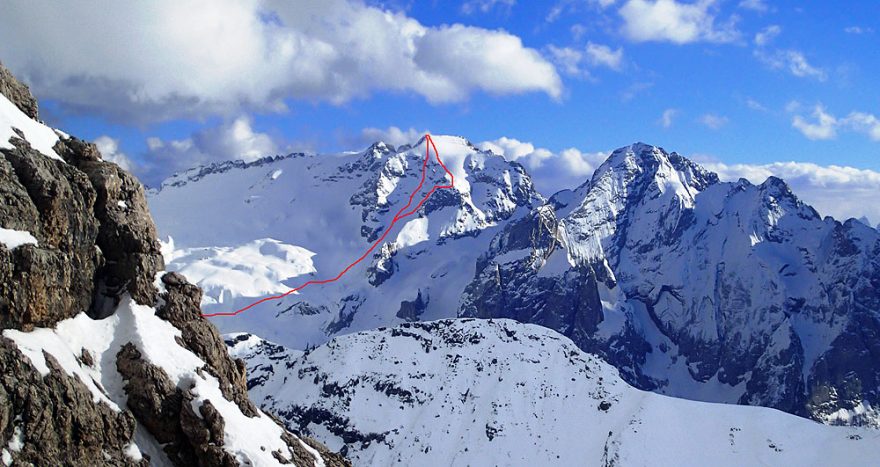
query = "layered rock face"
(0, 63, 348, 466)
(461, 143, 880, 426)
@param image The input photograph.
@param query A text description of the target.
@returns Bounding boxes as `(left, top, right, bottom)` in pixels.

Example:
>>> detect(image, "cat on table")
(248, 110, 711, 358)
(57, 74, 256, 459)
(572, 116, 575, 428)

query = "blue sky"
(1, 0, 879, 220)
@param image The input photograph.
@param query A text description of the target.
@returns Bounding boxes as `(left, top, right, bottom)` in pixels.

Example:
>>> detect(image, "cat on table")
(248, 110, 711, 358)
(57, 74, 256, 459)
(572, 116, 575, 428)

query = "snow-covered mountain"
(149, 136, 543, 347)
(150, 137, 880, 429)
(228, 318, 880, 466)
(461, 143, 880, 427)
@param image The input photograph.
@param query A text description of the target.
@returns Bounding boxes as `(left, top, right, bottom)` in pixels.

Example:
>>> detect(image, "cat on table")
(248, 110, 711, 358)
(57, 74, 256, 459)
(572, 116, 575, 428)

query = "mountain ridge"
(149, 135, 880, 430)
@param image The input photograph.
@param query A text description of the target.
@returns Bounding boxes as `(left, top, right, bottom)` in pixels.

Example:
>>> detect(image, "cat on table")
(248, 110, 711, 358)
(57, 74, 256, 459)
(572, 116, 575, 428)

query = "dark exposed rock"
(396, 290, 427, 322)
(55, 136, 164, 310)
(117, 342, 236, 466)
(0, 338, 146, 466)
(0, 141, 101, 331)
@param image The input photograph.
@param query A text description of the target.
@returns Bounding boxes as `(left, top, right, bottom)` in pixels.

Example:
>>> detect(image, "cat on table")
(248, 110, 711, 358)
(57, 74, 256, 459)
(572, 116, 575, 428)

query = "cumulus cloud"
(479, 137, 555, 169)
(790, 105, 880, 141)
(94, 136, 135, 171)
(702, 159, 880, 224)
(619, 0, 739, 44)
(479, 137, 608, 194)
(139, 116, 279, 186)
(0, 0, 562, 123)
(754, 49, 827, 81)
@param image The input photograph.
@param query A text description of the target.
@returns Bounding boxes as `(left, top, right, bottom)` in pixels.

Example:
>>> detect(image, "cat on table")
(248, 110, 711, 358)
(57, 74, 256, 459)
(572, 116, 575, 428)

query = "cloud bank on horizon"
(0, 0, 877, 223)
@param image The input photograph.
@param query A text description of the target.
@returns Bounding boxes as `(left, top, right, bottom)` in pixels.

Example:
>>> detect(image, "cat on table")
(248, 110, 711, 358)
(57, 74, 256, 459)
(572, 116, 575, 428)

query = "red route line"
(202, 134, 453, 318)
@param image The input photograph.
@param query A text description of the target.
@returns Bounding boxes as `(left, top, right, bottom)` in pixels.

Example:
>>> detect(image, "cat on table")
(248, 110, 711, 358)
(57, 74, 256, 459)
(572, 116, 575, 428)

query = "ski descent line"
(201, 134, 453, 318)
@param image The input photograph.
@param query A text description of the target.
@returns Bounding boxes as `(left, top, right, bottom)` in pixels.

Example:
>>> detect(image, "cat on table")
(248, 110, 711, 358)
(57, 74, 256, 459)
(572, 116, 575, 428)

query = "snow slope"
(229, 319, 880, 466)
(0, 93, 64, 162)
(149, 136, 542, 348)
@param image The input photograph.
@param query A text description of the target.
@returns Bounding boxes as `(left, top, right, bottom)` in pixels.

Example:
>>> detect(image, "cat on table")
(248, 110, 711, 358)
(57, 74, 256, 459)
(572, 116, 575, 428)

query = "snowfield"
(229, 318, 880, 466)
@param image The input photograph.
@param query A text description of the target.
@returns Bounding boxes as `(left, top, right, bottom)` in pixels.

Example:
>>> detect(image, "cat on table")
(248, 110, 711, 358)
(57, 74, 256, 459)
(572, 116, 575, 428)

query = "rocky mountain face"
(0, 64, 348, 466)
(228, 319, 879, 466)
(461, 143, 880, 426)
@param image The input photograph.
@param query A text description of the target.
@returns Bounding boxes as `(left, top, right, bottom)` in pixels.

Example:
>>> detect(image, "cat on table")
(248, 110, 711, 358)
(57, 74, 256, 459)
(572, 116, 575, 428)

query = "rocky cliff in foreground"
(0, 63, 349, 466)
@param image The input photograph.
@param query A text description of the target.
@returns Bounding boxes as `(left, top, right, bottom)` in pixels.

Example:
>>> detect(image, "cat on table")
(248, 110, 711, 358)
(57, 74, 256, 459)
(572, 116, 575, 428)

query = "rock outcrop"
(0, 63, 349, 465)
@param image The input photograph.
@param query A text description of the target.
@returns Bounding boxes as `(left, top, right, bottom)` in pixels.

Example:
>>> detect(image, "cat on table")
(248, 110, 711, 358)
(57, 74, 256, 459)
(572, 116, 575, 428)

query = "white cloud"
(570, 24, 589, 40)
(754, 25, 781, 46)
(585, 42, 624, 70)
(738, 0, 768, 12)
(548, 46, 593, 79)
(479, 137, 554, 169)
(547, 0, 617, 23)
(479, 137, 607, 193)
(754, 49, 827, 81)
(358, 126, 429, 148)
(0, 0, 561, 123)
(619, 0, 739, 44)
(790, 106, 880, 142)
(844, 26, 873, 35)
(558, 147, 607, 176)
(745, 98, 768, 112)
(792, 105, 838, 140)
(461, 0, 516, 14)
(703, 160, 880, 224)
(699, 113, 729, 129)
(845, 112, 880, 141)
(94, 136, 134, 171)
(548, 42, 624, 78)
(659, 108, 678, 128)
(139, 116, 279, 185)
